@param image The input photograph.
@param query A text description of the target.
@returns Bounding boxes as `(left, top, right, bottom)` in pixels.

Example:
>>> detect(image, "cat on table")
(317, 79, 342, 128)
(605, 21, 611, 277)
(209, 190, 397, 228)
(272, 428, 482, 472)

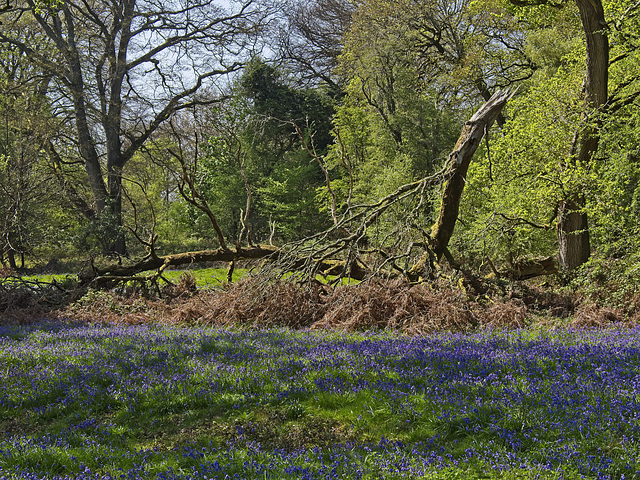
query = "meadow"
(1, 321, 639, 479)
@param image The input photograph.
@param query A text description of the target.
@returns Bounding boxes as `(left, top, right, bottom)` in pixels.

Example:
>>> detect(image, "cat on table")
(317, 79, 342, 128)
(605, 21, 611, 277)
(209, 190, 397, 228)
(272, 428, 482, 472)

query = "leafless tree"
(275, 0, 355, 93)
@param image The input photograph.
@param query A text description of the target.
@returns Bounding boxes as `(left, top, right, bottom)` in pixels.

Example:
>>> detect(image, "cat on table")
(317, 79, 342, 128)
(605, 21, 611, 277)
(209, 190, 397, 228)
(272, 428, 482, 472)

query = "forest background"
(1, 0, 639, 325)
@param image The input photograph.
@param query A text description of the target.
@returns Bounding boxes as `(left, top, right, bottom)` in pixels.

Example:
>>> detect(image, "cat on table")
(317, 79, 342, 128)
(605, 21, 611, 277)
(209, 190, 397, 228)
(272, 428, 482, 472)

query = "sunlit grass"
(1, 323, 639, 478)
(13, 267, 249, 290)
(160, 266, 249, 287)
(15, 266, 356, 290)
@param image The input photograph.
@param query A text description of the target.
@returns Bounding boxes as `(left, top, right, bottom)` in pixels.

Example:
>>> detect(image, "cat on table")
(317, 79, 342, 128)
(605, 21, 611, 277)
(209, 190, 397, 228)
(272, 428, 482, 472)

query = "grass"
(159, 267, 249, 287)
(14, 267, 353, 290)
(1, 322, 639, 479)
(11, 267, 249, 290)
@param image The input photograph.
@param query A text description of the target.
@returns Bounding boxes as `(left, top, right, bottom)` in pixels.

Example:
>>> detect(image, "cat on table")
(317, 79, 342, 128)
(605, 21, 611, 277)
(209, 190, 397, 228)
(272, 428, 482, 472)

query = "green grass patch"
(159, 266, 249, 288)
(10, 267, 249, 290)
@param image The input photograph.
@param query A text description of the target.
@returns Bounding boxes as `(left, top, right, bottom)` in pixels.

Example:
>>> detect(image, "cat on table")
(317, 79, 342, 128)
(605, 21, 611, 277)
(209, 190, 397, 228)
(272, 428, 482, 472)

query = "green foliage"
(330, 80, 458, 191)
(185, 58, 336, 244)
(582, 2, 640, 259)
(327, 0, 582, 260)
(455, 63, 584, 266)
(32, 0, 64, 14)
(586, 104, 640, 258)
(256, 155, 326, 239)
(192, 135, 249, 242)
(570, 253, 640, 309)
(448, 0, 640, 275)
(327, 0, 461, 228)
(239, 58, 334, 152)
(0, 62, 77, 266)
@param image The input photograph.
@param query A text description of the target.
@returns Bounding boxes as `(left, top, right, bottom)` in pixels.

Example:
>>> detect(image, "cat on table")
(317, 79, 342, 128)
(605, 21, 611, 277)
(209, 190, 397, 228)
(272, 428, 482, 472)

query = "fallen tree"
(85, 89, 533, 290)
(88, 244, 373, 289)
(408, 88, 519, 281)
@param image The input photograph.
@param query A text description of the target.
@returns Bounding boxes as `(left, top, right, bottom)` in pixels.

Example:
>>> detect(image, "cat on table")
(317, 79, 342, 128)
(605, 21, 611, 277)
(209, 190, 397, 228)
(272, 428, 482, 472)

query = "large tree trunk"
(6, 248, 17, 271)
(88, 244, 370, 288)
(557, 0, 608, 270)
(106, 166, 127, 256)
(431, 88, 517, 258)
(558, 197, 590, 270)
(408, 89, 516, 281)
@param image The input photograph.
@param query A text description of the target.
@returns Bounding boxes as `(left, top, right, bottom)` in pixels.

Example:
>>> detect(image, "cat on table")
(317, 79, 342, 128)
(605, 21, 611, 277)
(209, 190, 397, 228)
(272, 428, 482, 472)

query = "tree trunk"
(408, 89, 516, 281)
(431, 88, 517, 258)
(106, 167, 127, 256)
(6, 248, 17, 271)
(557, 0, 608, 270)
(558, 197, 590, 271)
(88, 244, 374, 288)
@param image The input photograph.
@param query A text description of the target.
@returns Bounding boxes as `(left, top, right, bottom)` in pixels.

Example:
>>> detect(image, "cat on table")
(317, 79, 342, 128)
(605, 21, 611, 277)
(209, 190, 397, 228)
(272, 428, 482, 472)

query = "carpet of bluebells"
(1, 322, 640, 479)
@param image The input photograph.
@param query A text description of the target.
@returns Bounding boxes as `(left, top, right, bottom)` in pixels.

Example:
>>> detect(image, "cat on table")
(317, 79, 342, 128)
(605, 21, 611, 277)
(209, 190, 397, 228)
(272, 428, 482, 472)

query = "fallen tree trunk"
(507, 256, 559, 280)
(409, 88, 517, 281)
(89, 244, 371, 288)
(94, 245, 279, 277)
(89, 90, 517, 289)
(88, 245, 279, 287)
(431, 88, 517, 258)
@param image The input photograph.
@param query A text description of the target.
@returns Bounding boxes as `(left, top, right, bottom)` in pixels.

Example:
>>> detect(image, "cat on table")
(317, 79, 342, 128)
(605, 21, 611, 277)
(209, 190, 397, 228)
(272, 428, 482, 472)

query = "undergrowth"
(55, 274, 639, 331)
(2, 262, 639, 331)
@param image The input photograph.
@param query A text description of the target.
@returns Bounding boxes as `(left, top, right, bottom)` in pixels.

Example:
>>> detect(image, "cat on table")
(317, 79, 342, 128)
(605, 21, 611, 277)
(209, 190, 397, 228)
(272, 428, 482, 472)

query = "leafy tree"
(343, 0, 536, 111)
(149, 60, 336, 248)
(581, 0, 640, 256)
(491, 0, 608, 270)
(231, 58, 336, 241)
(331, 0, 468, 227)
(0, 0, 271, 255)
(457, 62, 584, 268)
(0, 24, 61, 268)
(457, 0, 638, 273)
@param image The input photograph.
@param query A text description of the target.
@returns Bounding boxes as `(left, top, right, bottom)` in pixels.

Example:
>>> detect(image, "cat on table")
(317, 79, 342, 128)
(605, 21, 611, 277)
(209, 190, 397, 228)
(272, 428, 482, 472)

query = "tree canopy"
(1, 0, 272, 255)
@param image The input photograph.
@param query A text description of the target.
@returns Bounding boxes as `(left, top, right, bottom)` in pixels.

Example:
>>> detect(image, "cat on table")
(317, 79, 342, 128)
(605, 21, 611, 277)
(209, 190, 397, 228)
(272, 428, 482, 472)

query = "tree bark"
(557, 197, 590, 270)
(107, 167, 127, 255)
(557, 0, 608, 270)
(89, 244, 371, 287)
(6, 248, 17, 271)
